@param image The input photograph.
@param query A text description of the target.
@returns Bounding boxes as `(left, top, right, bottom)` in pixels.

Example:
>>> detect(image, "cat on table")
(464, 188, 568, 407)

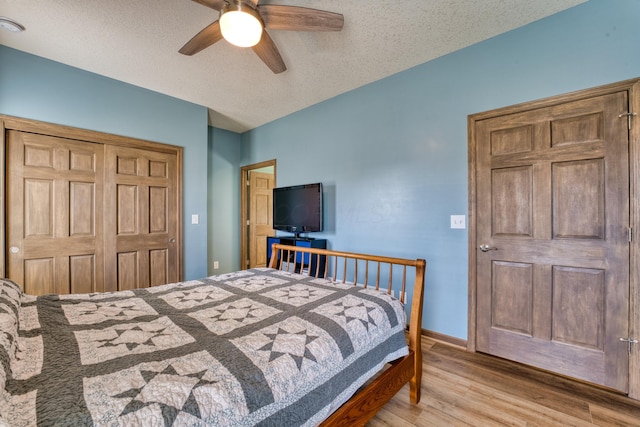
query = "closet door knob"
(9, 246, 19, 254)
(479, 244, 497, 252)
(169, 238, 176, 244)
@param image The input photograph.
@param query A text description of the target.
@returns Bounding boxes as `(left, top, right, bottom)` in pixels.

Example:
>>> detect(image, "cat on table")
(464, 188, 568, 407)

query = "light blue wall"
(208, 127, 242, 274)
(239, 0, 640, 340)
(3, 0, 639, 339)
(0, 46, 210, 280)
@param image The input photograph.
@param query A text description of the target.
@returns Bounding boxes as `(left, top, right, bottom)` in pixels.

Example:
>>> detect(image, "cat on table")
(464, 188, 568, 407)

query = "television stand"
(267, 236, 327, 277)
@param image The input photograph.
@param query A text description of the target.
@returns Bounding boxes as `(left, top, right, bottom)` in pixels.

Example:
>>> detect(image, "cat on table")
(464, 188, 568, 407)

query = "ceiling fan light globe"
(220, 8, 263, 48)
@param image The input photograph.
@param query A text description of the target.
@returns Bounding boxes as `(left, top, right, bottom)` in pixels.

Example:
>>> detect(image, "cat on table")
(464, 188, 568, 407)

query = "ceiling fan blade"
(252, 31, 286, 74)
(191, 0, 226, 11)
(258, 5, 344, 31)
(179, 20, 223, 55)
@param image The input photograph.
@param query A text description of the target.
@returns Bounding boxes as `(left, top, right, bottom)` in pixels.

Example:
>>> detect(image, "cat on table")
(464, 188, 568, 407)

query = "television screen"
(273, 183, 323, 233)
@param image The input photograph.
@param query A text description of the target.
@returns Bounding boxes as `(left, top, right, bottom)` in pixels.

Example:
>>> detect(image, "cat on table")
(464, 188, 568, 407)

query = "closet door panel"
(104, 145, 178, 292)
(6, 130, 104, 295)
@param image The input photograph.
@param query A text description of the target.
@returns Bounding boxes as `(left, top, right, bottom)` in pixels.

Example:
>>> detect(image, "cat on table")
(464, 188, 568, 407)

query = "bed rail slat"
(364, 261, 369, 288)
(401, 266, 407, 303)
(342, 258, 347, 283)
(354, 260, 358, 286)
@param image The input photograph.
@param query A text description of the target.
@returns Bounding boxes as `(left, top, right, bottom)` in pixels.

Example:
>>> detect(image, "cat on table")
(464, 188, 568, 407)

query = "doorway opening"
(240, 159, 276, 269)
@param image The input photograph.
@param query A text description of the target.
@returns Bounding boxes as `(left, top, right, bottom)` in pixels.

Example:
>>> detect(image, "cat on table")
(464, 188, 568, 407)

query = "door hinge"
(246, 220, 250, 226)
(629, 227, 633, 242)
(619, 112, 637, 130)
(620, 337, 639, 353)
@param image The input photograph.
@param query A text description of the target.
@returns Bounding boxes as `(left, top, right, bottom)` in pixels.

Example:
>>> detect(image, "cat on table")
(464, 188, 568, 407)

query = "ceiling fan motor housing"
(219, 0, 264, 47)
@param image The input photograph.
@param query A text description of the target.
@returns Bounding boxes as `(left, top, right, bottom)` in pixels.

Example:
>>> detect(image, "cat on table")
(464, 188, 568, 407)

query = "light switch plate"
(450, 215, 466, 229)
(191, 214, 199, 225)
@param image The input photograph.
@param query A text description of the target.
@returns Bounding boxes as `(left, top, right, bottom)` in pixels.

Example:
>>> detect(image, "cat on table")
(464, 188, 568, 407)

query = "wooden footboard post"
(409, 259, 426, 404)
(268, 243, 278, 269)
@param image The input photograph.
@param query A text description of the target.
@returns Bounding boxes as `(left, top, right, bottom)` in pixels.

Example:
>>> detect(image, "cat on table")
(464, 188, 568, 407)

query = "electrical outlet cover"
(450, 215, 466, 229)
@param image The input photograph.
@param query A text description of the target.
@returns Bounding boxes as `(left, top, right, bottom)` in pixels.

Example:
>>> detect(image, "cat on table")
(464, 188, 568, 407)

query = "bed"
(0, 244, 426, 426)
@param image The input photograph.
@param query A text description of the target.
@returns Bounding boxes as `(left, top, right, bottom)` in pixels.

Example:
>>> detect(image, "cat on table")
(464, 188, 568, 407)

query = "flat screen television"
(273, 183, 323, 236)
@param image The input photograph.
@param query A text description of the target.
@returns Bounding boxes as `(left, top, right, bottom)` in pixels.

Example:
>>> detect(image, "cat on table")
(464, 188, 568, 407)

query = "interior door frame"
(240, 159, 276, 270)
(0, 115, 184, 281)
(467, 78, 640, 399)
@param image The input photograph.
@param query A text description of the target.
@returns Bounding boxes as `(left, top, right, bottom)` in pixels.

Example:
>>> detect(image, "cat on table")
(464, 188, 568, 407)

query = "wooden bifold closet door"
(104, 145, 179, 292)
(6, 130, 105, 295)
(4, 121, 181, 295)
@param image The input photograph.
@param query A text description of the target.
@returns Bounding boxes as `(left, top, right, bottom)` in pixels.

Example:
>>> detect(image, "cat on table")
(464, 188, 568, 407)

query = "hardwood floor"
(367, 337, 640, 426)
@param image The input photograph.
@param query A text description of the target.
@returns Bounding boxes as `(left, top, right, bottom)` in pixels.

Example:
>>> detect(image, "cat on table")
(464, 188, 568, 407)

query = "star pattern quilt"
(0, 268, 408, 426)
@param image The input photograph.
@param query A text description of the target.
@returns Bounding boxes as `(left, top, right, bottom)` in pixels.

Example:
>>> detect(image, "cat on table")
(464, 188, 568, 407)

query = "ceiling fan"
(179, 0, 344, 74)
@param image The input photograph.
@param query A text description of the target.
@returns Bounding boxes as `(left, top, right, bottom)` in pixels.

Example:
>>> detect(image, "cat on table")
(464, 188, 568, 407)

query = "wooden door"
(249, 171, 274, 268)
(104, 145, 179, 291)
(475, 91, 630, 392)
(6, 130, 104, 295)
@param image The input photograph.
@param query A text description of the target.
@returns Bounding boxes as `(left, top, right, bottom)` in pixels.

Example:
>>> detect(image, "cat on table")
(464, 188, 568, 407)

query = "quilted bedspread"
(0, 268, 408, 426)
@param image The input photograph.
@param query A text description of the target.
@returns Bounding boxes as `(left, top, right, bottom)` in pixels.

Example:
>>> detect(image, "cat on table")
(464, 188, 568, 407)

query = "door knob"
(169, 238, 176, 244)
(9, 246, 19, 254)
(479, 244, 497, 252)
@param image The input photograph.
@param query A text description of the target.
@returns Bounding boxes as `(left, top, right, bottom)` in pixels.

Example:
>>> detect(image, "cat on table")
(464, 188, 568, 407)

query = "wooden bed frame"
(268, 243, 426, 426)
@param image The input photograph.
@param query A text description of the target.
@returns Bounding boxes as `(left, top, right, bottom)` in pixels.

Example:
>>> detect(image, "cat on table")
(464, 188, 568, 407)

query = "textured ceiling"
(0, 0, 586, 133)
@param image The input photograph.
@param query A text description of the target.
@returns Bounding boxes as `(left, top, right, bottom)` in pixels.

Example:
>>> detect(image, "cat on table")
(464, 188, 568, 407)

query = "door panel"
(475, 91, 630, 392)
(117, 185, 138, 234)
(70, 182, 96, 236)
(150, 249, 168, 286)
(149, 186, 168, 233)
(551, 266, 604, 349)
(104, 145, 178, 292)
(491, 166, 532, 236)
(117, 252, 138, 291)
(70, 254, 95, 294)
(6, 130, 104, 295)
(552, 159, 604, 239)
(491, 261, 533, 335)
